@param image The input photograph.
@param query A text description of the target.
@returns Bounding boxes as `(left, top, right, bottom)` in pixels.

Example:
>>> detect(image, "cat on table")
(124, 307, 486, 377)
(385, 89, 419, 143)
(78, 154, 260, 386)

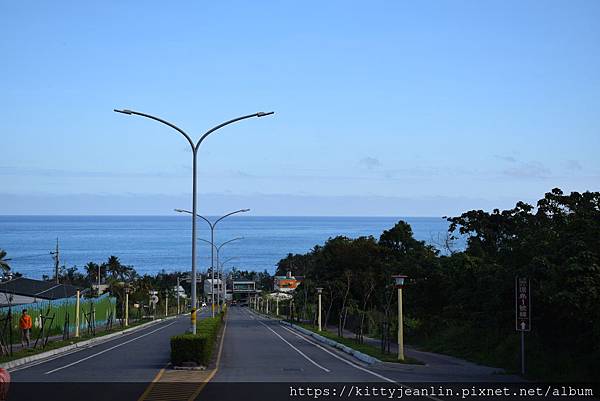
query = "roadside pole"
(165, 291, 168, 317)
(317, 288, 323, 331)
(398, 286, 404, 360)
(276, 297, 279, 316)
(125, 291, 129, 327)
(176, 277, 180, 315)
(75, 290, 80, 337)
(392, 275, 407, 361)
(516, 277, 531, 376)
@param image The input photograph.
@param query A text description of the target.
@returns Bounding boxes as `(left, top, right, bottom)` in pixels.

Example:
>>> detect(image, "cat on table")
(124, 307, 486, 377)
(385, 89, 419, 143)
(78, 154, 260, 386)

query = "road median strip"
(138, 308, 229, 401)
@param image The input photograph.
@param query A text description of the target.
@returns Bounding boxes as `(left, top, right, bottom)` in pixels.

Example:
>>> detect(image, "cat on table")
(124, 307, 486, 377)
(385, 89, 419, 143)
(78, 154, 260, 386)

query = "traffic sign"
(183, 273, 202, 283)
(515, 277, 531, 332)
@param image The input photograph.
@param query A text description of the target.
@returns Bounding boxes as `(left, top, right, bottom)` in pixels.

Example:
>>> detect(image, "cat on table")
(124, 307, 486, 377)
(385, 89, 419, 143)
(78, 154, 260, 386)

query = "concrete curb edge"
(280, 320, 380, 365)
(2, 315, 179, 370)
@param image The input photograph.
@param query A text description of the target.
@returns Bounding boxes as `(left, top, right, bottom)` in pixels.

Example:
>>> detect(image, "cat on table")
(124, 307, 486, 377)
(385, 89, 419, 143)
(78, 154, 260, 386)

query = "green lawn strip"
(292, 322, 423, 365)
(0, 317, 155, 364)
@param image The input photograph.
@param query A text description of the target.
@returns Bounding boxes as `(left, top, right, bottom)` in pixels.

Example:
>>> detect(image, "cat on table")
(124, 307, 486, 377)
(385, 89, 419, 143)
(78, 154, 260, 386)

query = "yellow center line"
(137, 365, 167, 401)
(137, 312, 229, 401)
(186, 312, 229, 401)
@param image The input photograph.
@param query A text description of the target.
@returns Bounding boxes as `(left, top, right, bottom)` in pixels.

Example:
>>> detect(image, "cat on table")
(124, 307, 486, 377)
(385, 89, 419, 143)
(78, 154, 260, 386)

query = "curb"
(248, 308, 380, 365)
(2, 315, 180, 370)
(280, 320, 380, 365)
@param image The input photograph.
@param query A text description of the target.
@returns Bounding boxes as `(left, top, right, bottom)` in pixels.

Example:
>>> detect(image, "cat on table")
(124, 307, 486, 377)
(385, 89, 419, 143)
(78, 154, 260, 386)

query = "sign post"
(515, 277, 531, 376)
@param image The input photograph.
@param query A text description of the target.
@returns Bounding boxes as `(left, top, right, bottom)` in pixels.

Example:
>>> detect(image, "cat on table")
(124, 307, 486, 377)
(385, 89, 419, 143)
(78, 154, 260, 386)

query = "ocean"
(0, 216, 463, 279)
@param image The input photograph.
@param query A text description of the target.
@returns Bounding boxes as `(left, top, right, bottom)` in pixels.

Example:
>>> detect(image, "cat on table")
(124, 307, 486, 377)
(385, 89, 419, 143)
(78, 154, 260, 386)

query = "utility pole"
(50, 238, 60, 284)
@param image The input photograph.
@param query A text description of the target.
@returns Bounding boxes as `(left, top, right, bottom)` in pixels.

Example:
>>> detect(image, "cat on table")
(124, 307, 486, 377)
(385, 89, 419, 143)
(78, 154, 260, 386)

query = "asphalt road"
(7, 311, 208, 401)
(213, 307, 522, 383)
(4, 306, 528, 401)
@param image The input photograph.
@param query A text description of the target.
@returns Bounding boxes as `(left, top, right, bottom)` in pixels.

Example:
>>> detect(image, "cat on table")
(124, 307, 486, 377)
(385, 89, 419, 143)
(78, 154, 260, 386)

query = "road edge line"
(3, 315, 180, 371)
(280, 320, 380, 365)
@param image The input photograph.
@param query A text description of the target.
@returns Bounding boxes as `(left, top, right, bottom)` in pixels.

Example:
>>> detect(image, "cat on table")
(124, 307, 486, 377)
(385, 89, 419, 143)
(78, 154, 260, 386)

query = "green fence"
(0, 294, 117, 344)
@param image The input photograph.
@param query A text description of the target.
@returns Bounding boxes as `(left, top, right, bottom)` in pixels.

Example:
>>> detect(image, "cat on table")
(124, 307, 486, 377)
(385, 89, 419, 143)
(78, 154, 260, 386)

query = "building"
(203, 278, 224, 301)
(273, 271, 303, 293)
(0, 277, 83, 307)
(232, 280, 259, 305)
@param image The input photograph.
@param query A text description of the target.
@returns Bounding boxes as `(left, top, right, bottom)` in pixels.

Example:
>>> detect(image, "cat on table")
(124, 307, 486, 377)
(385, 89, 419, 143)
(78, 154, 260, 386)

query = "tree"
(0, 250, 10, 275)
(84, 262, 106, 285)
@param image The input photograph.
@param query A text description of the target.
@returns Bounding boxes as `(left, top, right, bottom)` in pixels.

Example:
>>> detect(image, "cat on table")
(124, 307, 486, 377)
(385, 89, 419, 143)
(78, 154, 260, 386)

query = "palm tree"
(0, 249, 11, 274)
(85, 261, 107, 285)
(106, 256, 122, 280)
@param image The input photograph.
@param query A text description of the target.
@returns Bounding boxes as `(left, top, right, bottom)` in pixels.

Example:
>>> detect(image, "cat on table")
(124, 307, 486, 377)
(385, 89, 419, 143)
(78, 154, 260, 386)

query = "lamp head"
(256, 111, 274, 117)
(392, 275, 408, 288)
(114, 109, 133, 115)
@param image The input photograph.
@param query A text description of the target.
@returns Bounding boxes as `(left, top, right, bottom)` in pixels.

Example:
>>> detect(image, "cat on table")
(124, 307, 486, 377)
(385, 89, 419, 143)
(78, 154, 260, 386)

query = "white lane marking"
(256, 319, 330, 373)
(280, 325, 443, 401)
(44, 321, 177, 375)
(9, 318, 184, 373)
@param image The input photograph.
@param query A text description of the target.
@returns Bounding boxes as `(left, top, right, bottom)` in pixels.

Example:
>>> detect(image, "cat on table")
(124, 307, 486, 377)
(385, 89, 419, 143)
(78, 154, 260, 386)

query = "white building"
(173, 284, 187, 299)
(203, 278, 224, 299)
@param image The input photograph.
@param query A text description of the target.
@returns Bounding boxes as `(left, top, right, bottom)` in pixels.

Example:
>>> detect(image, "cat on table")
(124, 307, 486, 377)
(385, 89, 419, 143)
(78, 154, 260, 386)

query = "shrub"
(170, 334, 210, 366)
(170, 314, 226, 366)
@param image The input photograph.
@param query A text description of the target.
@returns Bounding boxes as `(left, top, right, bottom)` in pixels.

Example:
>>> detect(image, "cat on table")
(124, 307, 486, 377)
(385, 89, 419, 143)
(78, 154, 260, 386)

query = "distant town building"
(203, 278, 224, 299)
(0, 277, 82, 307)
(173, 284, 187, 299)
(273, 271, 303, 293)
(232, 280, 259, 305)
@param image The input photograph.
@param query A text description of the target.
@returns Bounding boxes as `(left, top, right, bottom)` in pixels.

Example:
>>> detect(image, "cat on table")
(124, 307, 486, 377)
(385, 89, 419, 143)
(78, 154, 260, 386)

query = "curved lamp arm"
(214, 208, 250, 226)
(217, 237, 244, 253)
(114, 109, 195, 150)
(196, 112, 274, 149)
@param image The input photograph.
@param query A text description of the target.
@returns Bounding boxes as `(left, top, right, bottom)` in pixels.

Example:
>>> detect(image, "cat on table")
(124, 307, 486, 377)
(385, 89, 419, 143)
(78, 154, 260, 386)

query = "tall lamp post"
(175, 208, 249, 316)
(115, 108, 273, 334)
(392, 275, 408, 361)
(316, 288, 323, 331)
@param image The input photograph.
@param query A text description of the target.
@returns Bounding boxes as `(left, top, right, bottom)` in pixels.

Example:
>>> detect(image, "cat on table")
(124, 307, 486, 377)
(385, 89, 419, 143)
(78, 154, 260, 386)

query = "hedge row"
(170, 308, 227, 367)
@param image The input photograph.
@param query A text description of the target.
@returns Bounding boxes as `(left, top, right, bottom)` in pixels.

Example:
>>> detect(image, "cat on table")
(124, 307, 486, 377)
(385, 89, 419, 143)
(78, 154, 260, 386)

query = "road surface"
(7, 311, 207, 401)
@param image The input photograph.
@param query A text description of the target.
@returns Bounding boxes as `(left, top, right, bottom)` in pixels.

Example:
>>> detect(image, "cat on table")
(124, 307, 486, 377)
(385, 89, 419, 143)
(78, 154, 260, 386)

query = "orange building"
(274, 271, 303, 293)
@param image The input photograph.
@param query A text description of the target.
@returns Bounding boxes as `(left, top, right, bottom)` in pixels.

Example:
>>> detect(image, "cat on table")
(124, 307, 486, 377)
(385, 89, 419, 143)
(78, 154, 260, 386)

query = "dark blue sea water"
(0, 216, 462, 279)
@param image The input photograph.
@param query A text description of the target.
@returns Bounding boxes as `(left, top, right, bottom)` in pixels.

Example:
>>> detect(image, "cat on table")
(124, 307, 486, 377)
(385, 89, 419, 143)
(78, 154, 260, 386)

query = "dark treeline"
(275, 188, 600, 381)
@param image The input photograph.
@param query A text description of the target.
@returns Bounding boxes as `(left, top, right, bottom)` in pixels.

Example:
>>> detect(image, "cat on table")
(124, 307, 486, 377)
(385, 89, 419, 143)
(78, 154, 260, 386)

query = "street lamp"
(124, 285, 131, 327)
(392, 274, 408, 361)
(115, 108, 273, 334)
(197, 237, 243, 312)
(316, 287, 323, 331)
(175, 208, 249, 316)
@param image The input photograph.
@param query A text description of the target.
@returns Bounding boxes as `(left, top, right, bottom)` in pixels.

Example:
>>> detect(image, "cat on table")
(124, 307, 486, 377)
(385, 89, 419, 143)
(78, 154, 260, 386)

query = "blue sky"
(1, 1, 599, 216)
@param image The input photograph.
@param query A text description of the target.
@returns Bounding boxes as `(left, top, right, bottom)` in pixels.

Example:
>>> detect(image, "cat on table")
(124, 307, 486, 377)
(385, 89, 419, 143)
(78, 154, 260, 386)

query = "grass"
(0, 317, 153, 364)
(292, 321, 423, 365)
